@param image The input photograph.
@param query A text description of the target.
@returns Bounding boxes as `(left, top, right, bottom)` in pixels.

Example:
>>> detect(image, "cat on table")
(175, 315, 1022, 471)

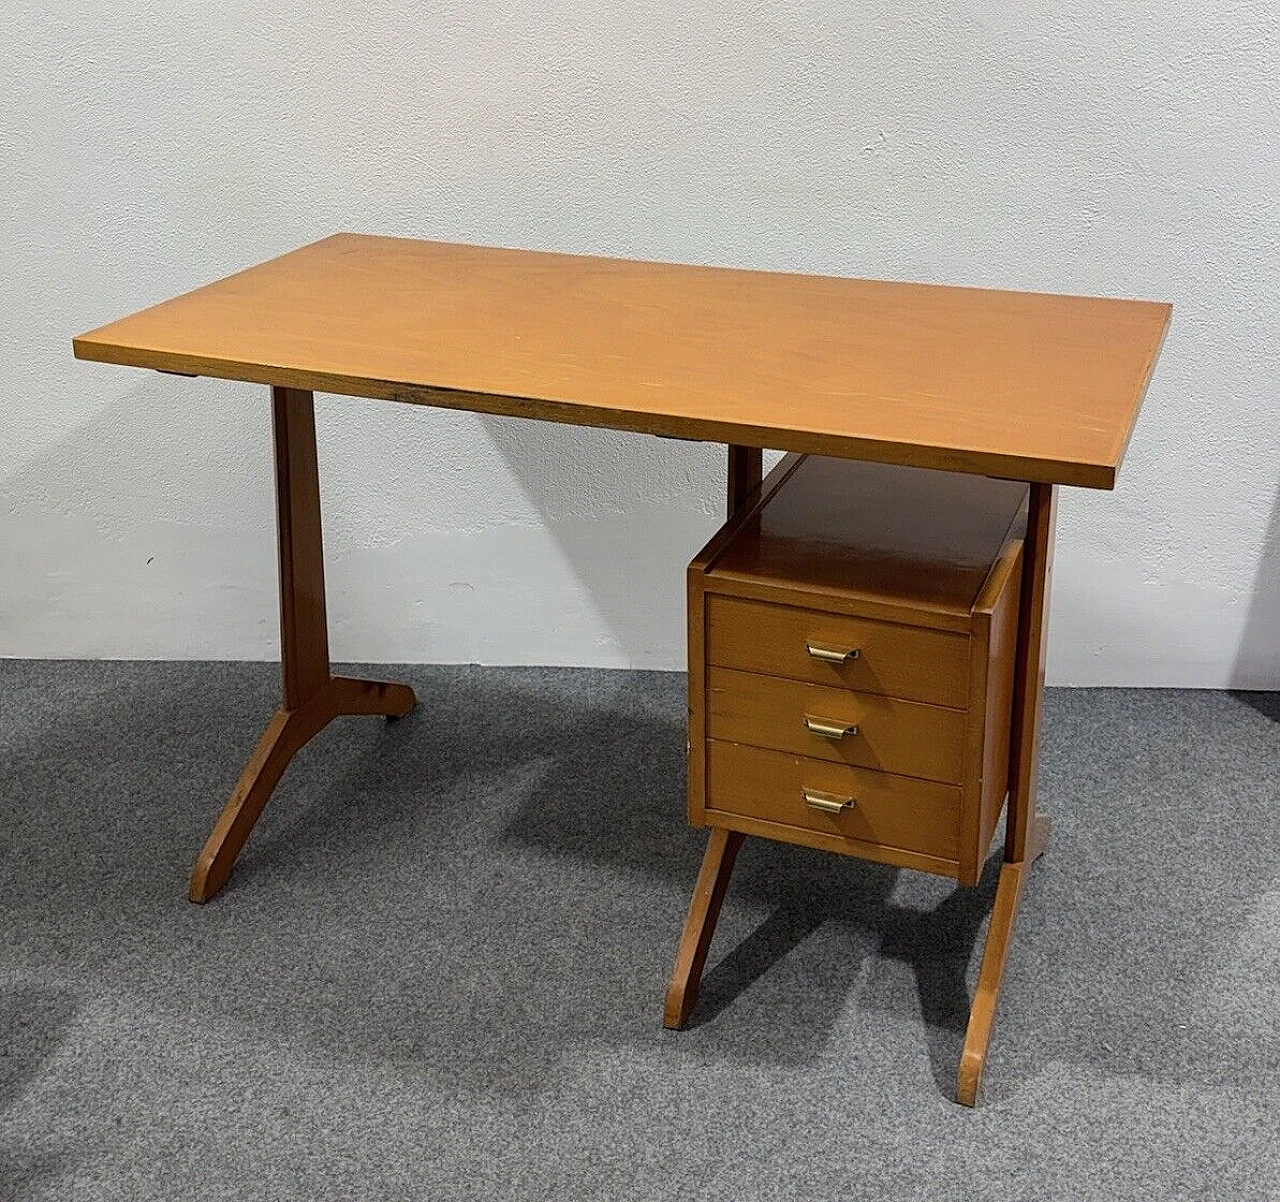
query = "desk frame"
(185, 388, 1055, 1104)
(193, 391, 1054, 1105)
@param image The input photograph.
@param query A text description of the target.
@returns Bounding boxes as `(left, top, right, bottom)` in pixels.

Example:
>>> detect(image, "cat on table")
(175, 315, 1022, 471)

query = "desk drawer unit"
(688, 453, 1027, 886)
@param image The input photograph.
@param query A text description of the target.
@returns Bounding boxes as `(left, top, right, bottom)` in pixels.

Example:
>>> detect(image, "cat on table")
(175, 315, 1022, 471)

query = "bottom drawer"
(704, 740, 961, 864)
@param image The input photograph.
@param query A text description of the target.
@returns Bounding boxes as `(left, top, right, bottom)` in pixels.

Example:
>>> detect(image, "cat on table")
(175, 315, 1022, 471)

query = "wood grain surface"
(73, 234, 1171, 488)
(704, 740, 961, 862)
(705, 666, 968, 783)
(704, 594, 971, 708)
(704, 455, 1031, 615)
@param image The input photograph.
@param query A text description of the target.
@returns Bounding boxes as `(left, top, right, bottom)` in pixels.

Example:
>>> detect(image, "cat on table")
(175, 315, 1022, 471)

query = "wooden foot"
(189, 676, 414, 902)
(663, 450, 759, 1025)
(957, 857, 1026, 1107)
(664, 827, 745, 1028)
(955, 808, 1051, 1106)
(955, 809, 1051, 1106)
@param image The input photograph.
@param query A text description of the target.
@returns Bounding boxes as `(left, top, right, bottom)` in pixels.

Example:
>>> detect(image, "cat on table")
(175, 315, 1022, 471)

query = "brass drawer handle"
(806, 640, 859, 664)
(803, 788, 855, 814)
(804, 714, 858, 740)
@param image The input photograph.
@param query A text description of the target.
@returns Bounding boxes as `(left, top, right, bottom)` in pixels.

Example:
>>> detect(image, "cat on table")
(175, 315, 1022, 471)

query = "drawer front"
(706, 666, 967, 784)
(704, 594, 969, 707)
(705, 740, 960, 861)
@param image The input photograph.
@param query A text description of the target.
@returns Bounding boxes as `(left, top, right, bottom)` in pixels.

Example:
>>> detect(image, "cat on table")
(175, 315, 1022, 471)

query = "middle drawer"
(705, 666, 967, 784)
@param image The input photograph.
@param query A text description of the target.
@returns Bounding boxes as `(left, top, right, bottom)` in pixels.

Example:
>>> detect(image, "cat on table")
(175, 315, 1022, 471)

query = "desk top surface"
(73, 233, 1171, 488)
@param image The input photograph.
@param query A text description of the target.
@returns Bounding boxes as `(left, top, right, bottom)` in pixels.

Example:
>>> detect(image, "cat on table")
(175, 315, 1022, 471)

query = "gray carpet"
(1, 661, 1276, 1201)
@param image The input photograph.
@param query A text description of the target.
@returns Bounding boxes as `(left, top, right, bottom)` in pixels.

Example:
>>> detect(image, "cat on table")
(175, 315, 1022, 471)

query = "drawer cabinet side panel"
(980, 547, 1023, 861)
(687, 563, 709, 826)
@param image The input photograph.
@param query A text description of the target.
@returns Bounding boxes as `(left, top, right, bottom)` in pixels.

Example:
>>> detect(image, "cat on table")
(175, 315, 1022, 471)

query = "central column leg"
(188, 387, 416, 903)
(727, 444, 763, 514)
(274, 384, 332, 710)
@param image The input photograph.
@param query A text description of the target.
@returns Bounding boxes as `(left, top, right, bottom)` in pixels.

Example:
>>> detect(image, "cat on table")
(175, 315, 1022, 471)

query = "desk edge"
(71, 335, 1121, 489)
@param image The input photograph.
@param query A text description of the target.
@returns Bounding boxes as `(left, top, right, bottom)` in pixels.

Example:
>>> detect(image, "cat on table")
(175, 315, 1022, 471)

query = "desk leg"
(663, 446, 762, 1025)
(664, 827, 745, 1028)
(727, 445, 763, 514)
(957, 482, 1056, 1105)
(188, 387, 416, 903)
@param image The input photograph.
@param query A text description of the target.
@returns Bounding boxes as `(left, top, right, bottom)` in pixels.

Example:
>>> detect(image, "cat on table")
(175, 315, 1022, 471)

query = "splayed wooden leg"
(188, 387, 416, 902)
(664, 827, 745, 1028)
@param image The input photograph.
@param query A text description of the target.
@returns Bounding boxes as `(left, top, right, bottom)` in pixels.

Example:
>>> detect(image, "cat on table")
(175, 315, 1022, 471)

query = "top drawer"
(704, 594, 969, 708)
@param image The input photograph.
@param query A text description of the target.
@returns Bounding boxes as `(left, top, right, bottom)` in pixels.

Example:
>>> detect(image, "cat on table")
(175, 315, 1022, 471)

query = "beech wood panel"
(73, 233, 1171, 488)
(704, 594, 970, 707)
(706, 667, 967, 783)
(685, 448, 789, 828)
(688, 455, 805, 583)
(706, 740, 960, 862)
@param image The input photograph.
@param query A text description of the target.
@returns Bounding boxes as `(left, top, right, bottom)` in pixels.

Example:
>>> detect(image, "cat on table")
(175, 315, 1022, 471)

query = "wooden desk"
(73, 234, 1171, 1104)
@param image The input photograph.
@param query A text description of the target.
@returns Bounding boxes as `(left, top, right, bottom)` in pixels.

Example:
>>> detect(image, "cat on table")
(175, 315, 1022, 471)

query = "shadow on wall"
(1233, 483, 1280, 691)
(2, 374, 743, 665)
(0, 377, 278, 658)
(478, 412, 730, 666)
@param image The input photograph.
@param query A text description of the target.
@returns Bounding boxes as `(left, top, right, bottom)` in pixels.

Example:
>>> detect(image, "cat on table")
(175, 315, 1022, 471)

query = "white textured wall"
(2, 2, 1277, 686)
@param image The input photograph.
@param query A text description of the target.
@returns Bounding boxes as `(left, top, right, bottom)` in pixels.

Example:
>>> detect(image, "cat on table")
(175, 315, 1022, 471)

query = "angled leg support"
(957, 482, 1056, 1106)
(664, 827, 745, 1028)
(189, 387, 416, 903)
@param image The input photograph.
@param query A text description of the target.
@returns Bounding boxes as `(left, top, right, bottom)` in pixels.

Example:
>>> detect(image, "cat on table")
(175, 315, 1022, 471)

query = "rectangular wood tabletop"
(73, 233, 1171, 487)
